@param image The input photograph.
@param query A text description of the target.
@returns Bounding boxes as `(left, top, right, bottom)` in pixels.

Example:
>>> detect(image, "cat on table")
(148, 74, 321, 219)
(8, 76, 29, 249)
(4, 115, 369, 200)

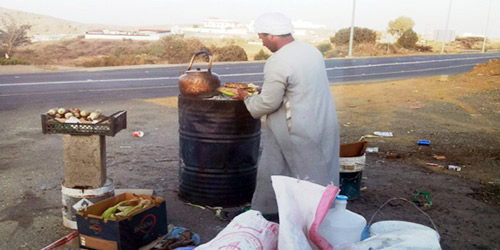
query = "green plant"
(330, 27, 376, 46)
(0, 58, 30, 65)
(415, 45, 433, 52)
(159, 35, 207, 64)
(211, 45, 248, 62)
(316, 43, 332, 55)
(456, 37, 484, 49)
(147, 42, 167, 58)
(397, 29, 418, 49)
(388, 16, 415, 36)
(253, 49, 270, 60)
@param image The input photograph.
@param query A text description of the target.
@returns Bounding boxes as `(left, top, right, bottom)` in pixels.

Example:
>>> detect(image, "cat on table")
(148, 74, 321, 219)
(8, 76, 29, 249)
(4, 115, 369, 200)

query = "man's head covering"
(254, 12, 294, 35)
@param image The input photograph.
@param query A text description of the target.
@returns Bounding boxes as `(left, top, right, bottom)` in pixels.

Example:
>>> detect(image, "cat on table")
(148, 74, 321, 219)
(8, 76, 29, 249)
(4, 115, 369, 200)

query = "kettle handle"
(187, 50, 213, 72)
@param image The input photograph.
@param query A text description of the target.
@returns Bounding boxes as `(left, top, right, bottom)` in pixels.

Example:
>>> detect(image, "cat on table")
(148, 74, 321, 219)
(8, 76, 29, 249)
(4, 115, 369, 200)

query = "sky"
(0, 0, 499, 38)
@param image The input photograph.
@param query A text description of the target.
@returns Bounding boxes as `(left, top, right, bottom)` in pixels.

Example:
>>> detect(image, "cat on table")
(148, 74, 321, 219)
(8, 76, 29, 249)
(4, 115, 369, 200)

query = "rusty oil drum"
(178, 96, 261, 206)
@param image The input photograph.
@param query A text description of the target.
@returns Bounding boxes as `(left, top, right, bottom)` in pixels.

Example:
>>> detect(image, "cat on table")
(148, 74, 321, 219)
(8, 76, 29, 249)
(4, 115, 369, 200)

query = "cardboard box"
(76, 193, 167, 250)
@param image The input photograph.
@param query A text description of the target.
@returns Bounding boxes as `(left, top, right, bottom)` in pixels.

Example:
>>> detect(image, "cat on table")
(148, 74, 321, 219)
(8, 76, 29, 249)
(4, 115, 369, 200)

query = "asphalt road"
(0, 53, 499, 111)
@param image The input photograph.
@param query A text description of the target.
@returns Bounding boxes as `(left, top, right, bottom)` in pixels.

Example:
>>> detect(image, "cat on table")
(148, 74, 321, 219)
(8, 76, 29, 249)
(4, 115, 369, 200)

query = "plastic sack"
(271, 175, 340, 250)
(195, 210, 279, 250)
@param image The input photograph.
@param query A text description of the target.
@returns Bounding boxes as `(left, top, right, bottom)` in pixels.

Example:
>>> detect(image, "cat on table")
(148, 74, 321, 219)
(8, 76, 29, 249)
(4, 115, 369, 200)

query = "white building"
(203, 17, 239, 29)
(180, 17, 249, 36)
(84, 29, 172, 41)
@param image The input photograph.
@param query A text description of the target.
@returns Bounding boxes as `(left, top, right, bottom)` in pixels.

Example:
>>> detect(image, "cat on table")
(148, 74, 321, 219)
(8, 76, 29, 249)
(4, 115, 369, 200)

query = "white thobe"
(244, 41, 340, 214)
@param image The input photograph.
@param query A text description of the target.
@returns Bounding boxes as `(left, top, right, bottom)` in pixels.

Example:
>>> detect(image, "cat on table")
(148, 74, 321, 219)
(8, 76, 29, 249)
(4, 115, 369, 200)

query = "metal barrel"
(178, 96, 261, 207)
(61, 178, 115, 229)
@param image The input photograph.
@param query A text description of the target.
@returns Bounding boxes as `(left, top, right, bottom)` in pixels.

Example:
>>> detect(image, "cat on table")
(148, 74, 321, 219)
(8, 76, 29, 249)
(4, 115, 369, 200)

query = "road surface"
(0, 53, 498, 110)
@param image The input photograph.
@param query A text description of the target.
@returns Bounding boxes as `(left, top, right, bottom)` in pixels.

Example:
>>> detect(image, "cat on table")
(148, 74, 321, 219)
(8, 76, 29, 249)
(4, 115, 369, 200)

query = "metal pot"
(179, 51, 221, 97)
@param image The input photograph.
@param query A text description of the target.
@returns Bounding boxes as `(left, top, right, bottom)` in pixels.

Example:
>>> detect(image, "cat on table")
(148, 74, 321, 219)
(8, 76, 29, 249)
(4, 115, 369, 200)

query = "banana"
(100, 197, 153, 220)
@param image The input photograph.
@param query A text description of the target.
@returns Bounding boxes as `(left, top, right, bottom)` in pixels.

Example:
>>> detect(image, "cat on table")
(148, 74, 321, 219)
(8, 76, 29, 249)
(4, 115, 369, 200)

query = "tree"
(397, 29, 418, 49)
(159, 35, 207, 64)
(0, 16, 31, 58)
(330, 27, 376, 46)
(388, 16, 415, 36)
(211, 45, 248, 62)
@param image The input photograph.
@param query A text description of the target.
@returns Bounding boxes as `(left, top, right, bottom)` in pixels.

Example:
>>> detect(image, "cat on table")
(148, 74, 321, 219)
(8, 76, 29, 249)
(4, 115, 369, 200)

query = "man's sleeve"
(244, 59, 290, 118)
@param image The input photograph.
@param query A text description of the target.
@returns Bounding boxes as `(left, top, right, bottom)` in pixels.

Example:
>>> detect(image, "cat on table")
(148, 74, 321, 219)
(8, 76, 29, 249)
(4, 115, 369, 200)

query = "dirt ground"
(0, 60, 499, 250)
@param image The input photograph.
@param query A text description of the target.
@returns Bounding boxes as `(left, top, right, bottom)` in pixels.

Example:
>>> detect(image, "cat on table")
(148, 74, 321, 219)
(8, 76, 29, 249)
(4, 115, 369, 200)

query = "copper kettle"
(179, 51, 221, 97)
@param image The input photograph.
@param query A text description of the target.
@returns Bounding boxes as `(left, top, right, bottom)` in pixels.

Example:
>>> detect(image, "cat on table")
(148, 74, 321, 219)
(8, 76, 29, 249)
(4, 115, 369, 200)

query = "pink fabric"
(309, 185, 339, 250)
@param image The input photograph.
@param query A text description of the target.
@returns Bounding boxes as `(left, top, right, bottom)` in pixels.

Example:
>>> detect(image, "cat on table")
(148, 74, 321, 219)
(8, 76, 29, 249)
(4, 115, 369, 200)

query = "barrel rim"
(178, 95, 242, 103)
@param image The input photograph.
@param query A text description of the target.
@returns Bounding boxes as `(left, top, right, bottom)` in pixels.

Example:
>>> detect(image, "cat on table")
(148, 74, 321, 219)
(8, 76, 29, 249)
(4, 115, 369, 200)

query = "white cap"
(254, 12, 294, 35)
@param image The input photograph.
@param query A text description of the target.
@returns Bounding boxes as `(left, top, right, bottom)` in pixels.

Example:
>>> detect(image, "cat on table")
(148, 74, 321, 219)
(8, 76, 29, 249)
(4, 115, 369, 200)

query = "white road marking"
(0, 85, 178, 97)
(325, 55, 498, 71)
(328, 63, 478, 79)
(0, 72, 264, 87)
(0, 76, 178, 87)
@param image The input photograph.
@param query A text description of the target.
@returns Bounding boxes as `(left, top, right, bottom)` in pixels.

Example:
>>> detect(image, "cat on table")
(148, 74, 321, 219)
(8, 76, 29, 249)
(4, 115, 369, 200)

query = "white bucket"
(356, 220, 442, 249)
(61, 178, 115, 229)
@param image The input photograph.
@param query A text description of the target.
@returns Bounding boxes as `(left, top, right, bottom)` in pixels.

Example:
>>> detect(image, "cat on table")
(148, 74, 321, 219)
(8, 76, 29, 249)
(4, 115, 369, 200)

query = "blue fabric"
(165, 226, 200, 246)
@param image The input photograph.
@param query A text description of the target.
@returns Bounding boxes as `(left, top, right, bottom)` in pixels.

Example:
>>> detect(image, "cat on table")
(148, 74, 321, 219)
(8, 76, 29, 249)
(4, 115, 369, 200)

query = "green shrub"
(79, 54, 156, 67)
(397, 29, 418, 49)
(159, 35, 207, 64)
(0, 58, 30, 65)
(323, 49, 343, 58)
(455, 37, 483, 49)
(211, 45, 248, 62)
(147, 42, 167, 58)
(330, 27, 376, 46)
(415, 45, 433, 52)
(316, 43, 333, 55)
(253, 49, 270, 60)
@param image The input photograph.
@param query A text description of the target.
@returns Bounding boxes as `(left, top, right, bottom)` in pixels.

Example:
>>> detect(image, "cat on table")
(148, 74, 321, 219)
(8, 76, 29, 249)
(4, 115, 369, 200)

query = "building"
(203, 17, 239, 29)
(180, 18, 249, 37)
(84, 29, 172, 41)
(31, 34, 79, 42)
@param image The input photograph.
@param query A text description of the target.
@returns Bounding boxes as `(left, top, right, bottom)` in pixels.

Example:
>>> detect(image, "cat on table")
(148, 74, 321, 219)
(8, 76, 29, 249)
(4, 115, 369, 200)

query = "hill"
(0, 7, 171, 36)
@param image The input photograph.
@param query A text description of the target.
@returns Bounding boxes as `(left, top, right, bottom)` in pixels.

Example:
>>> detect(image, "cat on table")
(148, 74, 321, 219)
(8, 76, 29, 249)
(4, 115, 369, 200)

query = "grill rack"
(41, 110, 127, 136)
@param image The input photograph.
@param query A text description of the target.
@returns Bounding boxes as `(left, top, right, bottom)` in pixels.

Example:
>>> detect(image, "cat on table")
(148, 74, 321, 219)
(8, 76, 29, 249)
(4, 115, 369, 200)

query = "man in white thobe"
(234, 12, 340, 217)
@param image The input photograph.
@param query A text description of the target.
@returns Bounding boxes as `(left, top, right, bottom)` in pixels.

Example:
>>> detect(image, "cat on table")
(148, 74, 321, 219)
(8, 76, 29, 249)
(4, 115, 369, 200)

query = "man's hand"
(233, 88, 248, 101)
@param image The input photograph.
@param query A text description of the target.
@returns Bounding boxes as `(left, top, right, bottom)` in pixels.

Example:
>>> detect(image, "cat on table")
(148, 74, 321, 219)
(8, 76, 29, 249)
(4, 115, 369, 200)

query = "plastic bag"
(195, 210, 279, 250)
(271, 175, 340, 250)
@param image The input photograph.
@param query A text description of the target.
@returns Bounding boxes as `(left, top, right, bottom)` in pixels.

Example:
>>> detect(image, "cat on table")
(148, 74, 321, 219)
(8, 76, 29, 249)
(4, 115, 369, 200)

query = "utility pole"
(482, 0, 493, 53)
(441, 0, 453, 54)
(347, 0, 356, 57)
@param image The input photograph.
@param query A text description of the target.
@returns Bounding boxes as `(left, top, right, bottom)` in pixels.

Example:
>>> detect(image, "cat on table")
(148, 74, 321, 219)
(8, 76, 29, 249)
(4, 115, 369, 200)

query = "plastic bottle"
(317, 195, 367, 248)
